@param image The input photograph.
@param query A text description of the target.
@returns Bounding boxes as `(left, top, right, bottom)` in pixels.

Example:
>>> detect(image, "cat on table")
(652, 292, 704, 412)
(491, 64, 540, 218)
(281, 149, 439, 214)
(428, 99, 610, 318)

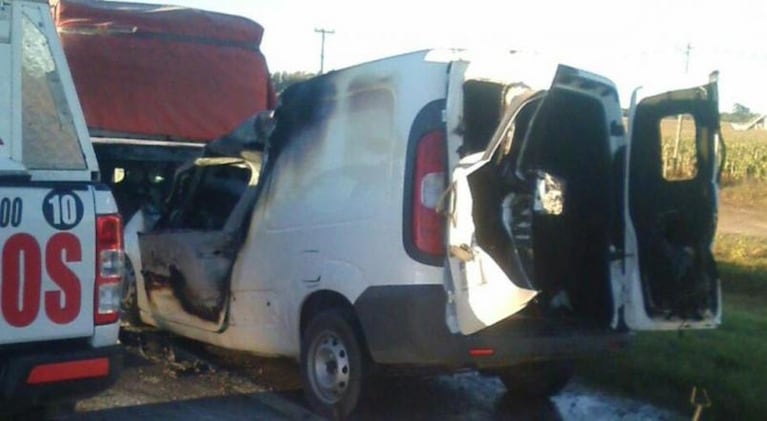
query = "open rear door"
(442, 62, 549, 335)
(444, 154, 539, 335)
(623, 77, 722, 330)
(444, 63, 627, 335)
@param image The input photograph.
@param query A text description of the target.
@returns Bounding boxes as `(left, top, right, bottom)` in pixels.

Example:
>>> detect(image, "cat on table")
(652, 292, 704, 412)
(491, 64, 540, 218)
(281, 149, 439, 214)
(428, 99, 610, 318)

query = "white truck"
(126, 50, 723, 417)
(0, 0, 124, 415)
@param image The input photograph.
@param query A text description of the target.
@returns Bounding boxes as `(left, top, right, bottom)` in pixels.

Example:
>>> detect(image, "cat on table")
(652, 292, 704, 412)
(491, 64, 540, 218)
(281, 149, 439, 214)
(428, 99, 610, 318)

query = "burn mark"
(167, 265, 228, 322)
(140, 231, 236, 323)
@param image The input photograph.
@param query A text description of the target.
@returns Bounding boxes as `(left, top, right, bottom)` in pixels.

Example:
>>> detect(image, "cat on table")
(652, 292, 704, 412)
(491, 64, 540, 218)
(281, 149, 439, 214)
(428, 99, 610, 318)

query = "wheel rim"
(120, 258, 136, 312)
(308, 330, 351, 404)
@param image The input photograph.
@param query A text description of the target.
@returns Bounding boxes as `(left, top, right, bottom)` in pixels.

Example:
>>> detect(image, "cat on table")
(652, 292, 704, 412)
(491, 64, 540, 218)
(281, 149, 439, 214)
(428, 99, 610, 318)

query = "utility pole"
(314, 28, 334, 74)
(671, 42, 693, 178)
(683, 42, 693, 74)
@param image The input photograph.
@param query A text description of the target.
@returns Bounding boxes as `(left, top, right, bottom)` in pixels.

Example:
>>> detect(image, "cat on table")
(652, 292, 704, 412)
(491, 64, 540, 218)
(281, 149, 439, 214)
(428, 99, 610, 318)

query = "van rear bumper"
(0, 341, 122, 408)
(354, 285, 628, 369)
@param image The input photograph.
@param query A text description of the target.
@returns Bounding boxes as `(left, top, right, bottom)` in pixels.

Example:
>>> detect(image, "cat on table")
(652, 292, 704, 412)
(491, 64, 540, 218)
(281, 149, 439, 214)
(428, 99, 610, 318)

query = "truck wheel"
(496, 361, 573, 398)
(20, 401, 75, 419)
(300, 309, 366, 418)
(120, 257, 141, 326)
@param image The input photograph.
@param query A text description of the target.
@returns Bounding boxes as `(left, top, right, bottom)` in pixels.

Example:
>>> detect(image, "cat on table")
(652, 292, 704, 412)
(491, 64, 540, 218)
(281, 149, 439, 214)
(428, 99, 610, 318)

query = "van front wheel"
(300, 309, 365, 418)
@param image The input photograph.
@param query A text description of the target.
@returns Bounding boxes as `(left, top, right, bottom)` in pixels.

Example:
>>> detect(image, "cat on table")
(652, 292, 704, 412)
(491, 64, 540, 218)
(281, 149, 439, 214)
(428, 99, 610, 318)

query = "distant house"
(732, 114, 766, 131)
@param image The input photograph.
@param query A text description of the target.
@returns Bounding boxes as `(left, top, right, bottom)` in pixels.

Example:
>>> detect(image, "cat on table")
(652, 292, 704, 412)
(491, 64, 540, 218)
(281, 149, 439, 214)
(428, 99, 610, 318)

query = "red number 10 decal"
(1, 233, 82, 327)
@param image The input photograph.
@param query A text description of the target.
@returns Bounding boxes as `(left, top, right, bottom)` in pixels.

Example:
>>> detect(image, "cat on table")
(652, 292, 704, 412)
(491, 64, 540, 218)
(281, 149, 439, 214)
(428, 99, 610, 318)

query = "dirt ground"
(718, 204, 767, 238)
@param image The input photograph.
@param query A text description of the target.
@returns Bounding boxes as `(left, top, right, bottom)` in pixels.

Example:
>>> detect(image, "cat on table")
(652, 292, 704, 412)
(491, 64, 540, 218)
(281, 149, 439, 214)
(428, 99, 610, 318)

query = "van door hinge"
(450, 244, 474, 262)
(436, 182, 456, 223)
(608, 246, 625, 261)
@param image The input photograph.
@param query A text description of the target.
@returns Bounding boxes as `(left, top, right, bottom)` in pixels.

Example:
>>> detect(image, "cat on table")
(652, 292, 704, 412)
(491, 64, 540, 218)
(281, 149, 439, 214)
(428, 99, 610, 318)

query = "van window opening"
(461, 80, 506, 156)
(660, 114, 698, 181)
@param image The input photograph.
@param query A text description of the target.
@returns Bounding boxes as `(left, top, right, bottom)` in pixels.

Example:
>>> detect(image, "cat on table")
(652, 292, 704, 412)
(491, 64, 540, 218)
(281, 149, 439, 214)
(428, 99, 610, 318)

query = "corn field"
(660, 118, 767, 182)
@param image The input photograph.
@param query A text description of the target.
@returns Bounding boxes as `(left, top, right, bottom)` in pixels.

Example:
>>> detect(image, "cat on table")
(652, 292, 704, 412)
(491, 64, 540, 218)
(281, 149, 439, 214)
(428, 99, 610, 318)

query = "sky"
(130, 0, 766, 113)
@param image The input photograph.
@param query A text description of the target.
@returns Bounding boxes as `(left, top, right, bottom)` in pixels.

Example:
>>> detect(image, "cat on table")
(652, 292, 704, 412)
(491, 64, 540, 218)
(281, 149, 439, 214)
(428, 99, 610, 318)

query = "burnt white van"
(124, 50, 722, 417)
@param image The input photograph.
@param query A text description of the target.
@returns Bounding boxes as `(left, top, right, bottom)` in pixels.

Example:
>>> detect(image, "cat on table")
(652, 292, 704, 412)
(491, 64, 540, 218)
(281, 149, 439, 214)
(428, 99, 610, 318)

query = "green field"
(579, 123, 767, 420)
(720, 124, 767, 182)
(659, 119, 767, 183)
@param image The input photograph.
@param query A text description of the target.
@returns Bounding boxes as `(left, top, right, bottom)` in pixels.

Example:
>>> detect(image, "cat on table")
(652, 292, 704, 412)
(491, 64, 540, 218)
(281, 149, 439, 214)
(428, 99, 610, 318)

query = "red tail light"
(412, 130, 447, 256)
(469, 348, 496, 357)
(95, 214, 124, 325)
(27, 358, 110, 385)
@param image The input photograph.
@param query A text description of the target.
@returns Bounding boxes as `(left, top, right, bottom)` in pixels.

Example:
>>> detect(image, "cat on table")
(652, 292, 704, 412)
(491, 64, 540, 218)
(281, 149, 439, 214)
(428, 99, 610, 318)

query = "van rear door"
(443, 64, 625, 335)
(442, 62, 542, 335)
(623, 78, 722, 330)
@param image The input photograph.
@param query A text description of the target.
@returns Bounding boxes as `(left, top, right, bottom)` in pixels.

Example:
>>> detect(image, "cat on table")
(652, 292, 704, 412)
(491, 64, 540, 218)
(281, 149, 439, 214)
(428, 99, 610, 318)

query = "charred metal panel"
(139, 230, 238, 324)
(137, 157, 261, 331)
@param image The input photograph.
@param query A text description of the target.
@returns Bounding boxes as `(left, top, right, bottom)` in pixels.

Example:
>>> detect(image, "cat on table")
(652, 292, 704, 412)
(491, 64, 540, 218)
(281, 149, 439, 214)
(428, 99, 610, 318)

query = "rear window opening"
(461, 80, 507, 156)
(467, 88, 615, 328)
(660, 114, 698, 181)
(107, 163, 176, 219)
(153, 156, 262, 233)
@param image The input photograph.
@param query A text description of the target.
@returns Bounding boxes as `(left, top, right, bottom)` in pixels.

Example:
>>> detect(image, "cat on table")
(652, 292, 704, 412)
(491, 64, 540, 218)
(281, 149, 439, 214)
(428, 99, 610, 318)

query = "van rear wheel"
(496, 361, 573, 398)
(300, 309, 366, 418)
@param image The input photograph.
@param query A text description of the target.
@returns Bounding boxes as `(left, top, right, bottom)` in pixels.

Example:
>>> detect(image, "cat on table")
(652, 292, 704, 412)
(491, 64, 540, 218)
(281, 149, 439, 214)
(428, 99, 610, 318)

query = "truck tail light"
(95, 214, 124, 325)
(412, 130, 447, 256)
(26, 358, 110, 385)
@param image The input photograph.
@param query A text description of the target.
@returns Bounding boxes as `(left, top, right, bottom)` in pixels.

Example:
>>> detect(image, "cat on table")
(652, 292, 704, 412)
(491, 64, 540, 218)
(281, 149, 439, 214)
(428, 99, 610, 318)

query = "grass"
(720, 124, 767, 182)
(578, 232, 767, 420)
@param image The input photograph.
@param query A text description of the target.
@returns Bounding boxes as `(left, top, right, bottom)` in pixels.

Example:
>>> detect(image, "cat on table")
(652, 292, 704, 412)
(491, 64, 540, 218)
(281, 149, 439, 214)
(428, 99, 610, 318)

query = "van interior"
(461, 79, 717, 329)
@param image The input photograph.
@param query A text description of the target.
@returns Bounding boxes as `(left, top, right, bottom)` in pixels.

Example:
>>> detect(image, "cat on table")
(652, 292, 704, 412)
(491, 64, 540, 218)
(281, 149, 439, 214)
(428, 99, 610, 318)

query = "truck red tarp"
(54, 0, 276, 142)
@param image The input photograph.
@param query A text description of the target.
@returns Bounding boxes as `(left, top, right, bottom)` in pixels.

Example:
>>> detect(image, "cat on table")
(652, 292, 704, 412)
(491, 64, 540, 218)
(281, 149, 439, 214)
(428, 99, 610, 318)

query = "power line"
(314, 28, 335, 74)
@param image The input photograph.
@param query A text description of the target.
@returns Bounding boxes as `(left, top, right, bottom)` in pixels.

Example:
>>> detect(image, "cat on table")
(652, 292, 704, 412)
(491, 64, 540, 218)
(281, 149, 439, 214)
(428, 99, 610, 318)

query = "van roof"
(313, 48, 564, 92)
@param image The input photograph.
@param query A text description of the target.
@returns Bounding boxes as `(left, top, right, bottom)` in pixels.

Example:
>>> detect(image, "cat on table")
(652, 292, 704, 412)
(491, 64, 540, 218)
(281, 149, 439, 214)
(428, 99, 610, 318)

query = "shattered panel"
(139, 230, 238, 326)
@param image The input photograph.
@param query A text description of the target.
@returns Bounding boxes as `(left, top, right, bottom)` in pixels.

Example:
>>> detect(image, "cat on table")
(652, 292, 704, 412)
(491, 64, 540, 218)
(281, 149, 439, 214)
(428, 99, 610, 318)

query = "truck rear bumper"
(0, 342, 122, 408)
(354, 285, 628, 369)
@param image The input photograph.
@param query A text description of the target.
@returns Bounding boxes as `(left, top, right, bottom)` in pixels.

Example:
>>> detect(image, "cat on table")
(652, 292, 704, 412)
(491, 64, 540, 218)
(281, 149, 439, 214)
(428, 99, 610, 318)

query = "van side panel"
(226, 53, 451, 357)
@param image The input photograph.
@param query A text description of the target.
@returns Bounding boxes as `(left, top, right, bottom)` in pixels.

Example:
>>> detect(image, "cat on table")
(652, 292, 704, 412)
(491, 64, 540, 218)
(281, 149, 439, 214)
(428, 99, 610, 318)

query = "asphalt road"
(63, 330, 679, 421)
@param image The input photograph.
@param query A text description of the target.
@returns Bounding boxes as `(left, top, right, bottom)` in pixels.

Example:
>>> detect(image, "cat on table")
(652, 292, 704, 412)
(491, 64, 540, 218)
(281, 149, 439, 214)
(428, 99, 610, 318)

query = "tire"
(120, 257, 142, 326)
(300, 309, 367, 419)
(7, 401, 75, 420)
(496, 360, 574, 399)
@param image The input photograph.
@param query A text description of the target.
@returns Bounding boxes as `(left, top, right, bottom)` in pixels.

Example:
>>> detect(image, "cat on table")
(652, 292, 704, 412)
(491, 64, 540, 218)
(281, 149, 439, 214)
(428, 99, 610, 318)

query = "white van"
(124, 50, 722, 417)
